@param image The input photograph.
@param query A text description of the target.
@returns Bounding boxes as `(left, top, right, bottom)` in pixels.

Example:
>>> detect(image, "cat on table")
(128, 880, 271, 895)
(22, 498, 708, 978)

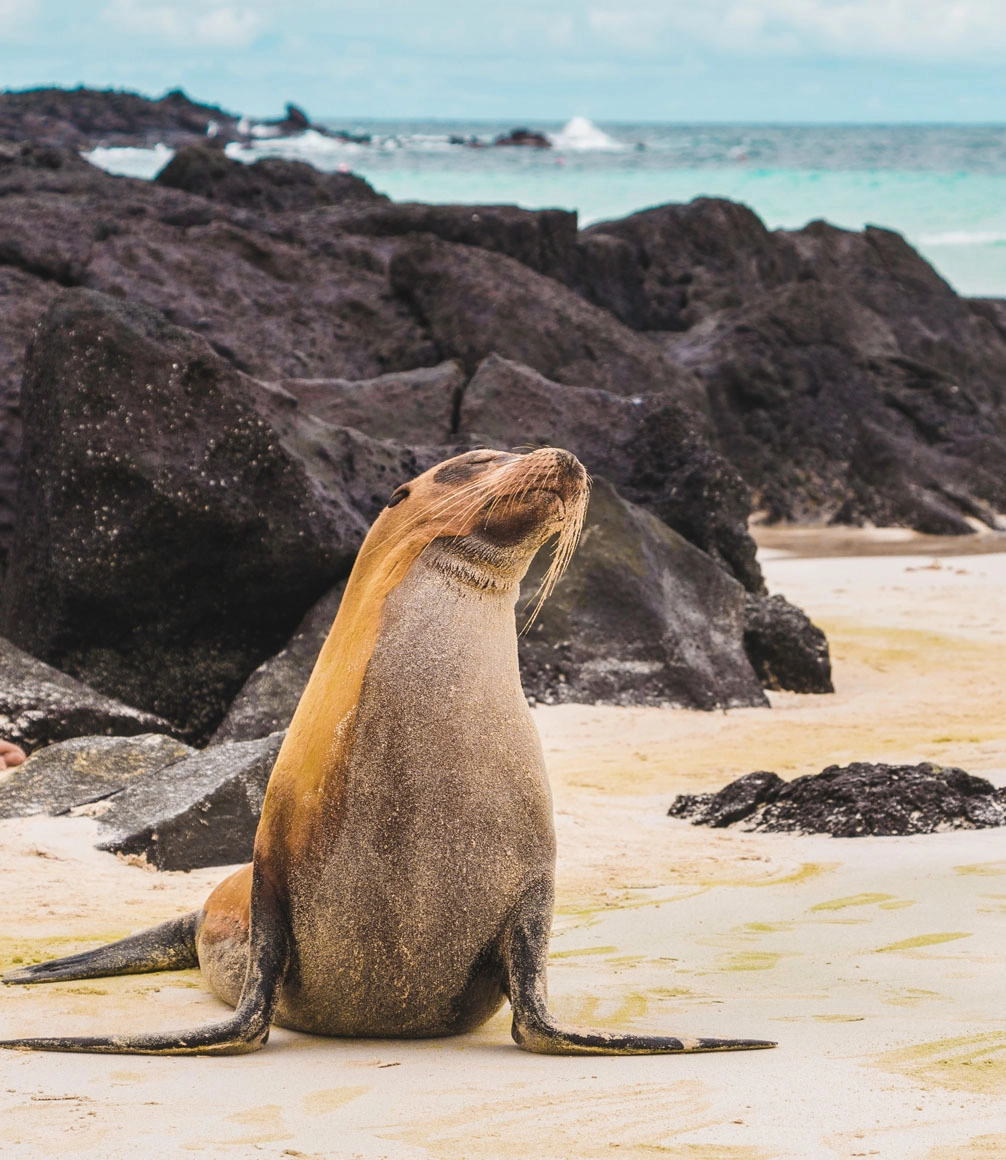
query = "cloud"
(586, 0, 1006, 60)
(0, 0, 39, 37)
(100, 0, 265, 47)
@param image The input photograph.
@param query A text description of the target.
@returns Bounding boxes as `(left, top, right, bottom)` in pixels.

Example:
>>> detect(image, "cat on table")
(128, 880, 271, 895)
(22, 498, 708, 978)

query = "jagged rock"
(281, 103, 310, 131)
(0, 86, 242, 149)
(97, 733, 284, 870)
(155, 144, 385, 212)
(0, 733, 194, 819)
(0, 144, 437, 567)
(0, 636, 172, 753)
(668, 762, 1006, 836)
(460, 353, 762, 591)
(388, 233, 704, 401)
(315, 201, 578, 279)
(212, 584, 345, 743)
(742, 593, 833, 694)
(579, 198, 801, 331)
(516, 478, 767, 709)
(275, 361, 465, 444)
(585, 200, 1006, 533)
(1, 289, 445, 743)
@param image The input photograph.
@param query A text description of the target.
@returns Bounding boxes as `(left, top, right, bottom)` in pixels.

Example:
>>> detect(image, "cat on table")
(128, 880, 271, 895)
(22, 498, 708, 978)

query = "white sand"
(1, 531, 1005, 1159)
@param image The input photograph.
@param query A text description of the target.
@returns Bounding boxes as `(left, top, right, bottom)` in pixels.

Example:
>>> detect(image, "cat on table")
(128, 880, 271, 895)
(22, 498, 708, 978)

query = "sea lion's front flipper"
(504, 878, 776, 1055)
(0, 866, 288, 1056)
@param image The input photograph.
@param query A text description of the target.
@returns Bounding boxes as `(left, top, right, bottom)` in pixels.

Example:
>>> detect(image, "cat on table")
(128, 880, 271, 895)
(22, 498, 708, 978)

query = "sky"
(4, 0, 1006, 123)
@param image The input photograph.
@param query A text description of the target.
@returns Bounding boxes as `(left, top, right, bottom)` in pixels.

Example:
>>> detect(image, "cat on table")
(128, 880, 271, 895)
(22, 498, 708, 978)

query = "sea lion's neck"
(422, 537, 526, 595)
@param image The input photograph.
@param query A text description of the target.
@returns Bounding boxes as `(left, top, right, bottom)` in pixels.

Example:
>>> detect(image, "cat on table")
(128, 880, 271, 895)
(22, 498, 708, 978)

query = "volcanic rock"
(0, 86, 241, 149)
(309, 201, 578, 280)
(494, 128, 551, 148)
(742, 593, 833, 694)
(0, 636, 172, 753)
(97, 733, 284, 870)
(388, 233, 704, 401)
(0, 733, 194, 819)
(275, 361, 465, 444)
(516, 478, 767, 709)
(0, 289, 443, 743)
(155, 144, 385, 212)
(577, 197, 801, 331)
(212, 583, 345, 743)
(582, 198, 1006, 533)
(668, 762, 1006, 836)
(459, 353, 762, 591)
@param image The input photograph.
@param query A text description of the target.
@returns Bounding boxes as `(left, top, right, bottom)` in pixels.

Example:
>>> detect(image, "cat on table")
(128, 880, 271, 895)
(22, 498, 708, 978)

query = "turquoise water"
(87, 120, 1006, 297)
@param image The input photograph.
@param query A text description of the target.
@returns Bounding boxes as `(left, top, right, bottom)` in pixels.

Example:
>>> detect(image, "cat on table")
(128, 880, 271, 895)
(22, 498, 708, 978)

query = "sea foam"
(548, 116, 626, 152)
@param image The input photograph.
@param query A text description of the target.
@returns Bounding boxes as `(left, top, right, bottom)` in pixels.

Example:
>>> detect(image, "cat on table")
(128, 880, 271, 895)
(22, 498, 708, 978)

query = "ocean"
(87, 119, 1006, 298)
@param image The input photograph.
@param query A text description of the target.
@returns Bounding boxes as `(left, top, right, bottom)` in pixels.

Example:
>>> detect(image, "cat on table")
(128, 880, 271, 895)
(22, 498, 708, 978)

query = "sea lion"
(1, 447, 773, 1056)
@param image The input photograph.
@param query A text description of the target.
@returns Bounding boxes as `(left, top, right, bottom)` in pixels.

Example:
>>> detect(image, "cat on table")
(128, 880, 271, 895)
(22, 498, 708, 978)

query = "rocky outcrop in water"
(0, 87, 241, 149)
(668, 762, 1006, 836)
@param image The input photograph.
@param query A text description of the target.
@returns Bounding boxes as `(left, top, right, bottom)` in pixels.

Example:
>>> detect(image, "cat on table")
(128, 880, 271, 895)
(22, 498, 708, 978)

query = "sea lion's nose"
(550, 448, 586, 481)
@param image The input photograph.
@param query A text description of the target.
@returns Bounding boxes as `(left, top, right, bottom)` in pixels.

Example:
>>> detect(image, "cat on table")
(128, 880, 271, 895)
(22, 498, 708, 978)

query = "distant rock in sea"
(493, 128, 551, 148)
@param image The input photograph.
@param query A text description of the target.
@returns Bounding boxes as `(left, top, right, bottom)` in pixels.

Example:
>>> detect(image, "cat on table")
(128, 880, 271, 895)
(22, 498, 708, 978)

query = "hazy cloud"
(587, 1, 1006, 59)
(0, 0, 40, 37)
(100, 0, 265, 47)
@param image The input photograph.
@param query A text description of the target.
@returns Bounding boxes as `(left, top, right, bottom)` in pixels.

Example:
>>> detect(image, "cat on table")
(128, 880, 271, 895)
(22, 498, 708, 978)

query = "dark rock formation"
(0, 86, 241, 149)
(388, 233, 704, 401)
(583, 199, 1006, 534)
(155, 144, 385, 212)
(459, 354, 761, 591)
(669, 762, 1006, 836)
(577, 198, 801, 331)
(0, 636, 172, 753)
(276, 361, 465, 444)
(97, 733, 284, 870)
(308, 201, 578, 281)
(279, 103, 310, 132)
(0, 733, 193, 819)
(516, 478, 767, 709)
(1, 289, 444, 743)
(742, 593, 833, 694)
(494, 129, 551, 148)
(212, 584, 345, 743)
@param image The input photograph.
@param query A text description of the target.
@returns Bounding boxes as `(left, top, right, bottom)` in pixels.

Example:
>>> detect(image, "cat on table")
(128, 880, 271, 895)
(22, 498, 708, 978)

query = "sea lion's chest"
(279, 561, 554, 1033)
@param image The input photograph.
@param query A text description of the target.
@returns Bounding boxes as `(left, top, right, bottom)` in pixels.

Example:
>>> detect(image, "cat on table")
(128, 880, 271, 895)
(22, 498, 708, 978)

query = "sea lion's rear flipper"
(504, 878, 776, 1055)
(2, 913, 200, 985)
(0, 867, 288, 1056)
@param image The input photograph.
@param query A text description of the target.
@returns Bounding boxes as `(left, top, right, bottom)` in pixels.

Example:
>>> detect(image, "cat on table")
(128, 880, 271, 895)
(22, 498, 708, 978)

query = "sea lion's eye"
(387, 486, 410, 508)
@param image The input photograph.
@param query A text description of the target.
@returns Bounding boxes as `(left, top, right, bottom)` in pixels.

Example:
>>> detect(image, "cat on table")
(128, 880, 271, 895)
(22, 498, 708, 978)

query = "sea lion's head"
(362, 447, 590, 604)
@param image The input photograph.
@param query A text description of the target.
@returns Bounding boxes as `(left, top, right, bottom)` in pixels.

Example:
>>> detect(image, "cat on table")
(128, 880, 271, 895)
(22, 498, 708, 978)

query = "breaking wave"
(548, 116, 627, 152)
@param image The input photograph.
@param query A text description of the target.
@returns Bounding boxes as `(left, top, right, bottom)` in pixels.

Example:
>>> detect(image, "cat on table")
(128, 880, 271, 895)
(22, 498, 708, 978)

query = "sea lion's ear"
(387, 485, 410, 509)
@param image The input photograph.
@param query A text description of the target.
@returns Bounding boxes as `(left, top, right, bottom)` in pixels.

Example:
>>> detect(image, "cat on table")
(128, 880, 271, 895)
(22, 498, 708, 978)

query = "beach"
(1, 529, 1004, 1159)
